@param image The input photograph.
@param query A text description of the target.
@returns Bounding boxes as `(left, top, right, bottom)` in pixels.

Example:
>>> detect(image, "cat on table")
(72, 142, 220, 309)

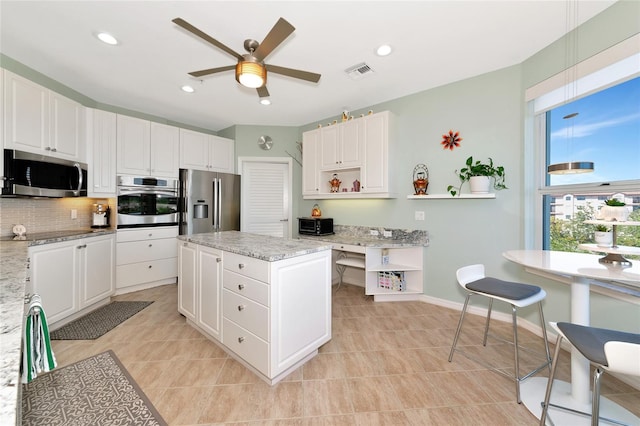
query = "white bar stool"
(448, 264, 552, 403)
(540, 322, 640, 426)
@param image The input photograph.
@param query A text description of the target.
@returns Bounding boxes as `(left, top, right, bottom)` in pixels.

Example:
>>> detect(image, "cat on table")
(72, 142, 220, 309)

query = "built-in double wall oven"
(116, 176, 179, 228)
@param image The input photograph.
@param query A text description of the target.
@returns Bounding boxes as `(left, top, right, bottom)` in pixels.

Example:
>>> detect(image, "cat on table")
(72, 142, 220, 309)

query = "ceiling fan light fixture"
(181, 85, 195, 93)
(260, 98, 271, 105)
(547, 161, 594, 174)
(236, 60, 266, 89)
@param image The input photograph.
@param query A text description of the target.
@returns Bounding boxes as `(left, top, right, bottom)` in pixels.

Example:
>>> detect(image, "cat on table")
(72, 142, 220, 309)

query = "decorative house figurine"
(413, 164, 429, 195)
(329, 174, 341, 193)
(352, 179, 360, 192)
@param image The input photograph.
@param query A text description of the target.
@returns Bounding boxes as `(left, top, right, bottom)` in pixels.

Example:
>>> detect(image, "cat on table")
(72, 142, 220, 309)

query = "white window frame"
(524, 34, 640, 250)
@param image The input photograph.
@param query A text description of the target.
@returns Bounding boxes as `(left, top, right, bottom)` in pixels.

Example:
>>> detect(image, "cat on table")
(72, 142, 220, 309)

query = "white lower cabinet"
(178, 242, 223, 340)
(29, 234, 115, 325)
(116, 227, 178, 292)
(177, 242, 332, 384)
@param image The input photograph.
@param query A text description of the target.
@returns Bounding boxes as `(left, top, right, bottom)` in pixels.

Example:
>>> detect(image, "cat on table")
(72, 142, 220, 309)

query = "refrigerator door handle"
(213, 178, 219, 231)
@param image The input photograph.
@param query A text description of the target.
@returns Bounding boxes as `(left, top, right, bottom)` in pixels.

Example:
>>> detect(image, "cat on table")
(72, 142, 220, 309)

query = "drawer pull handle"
(238, 284, 245, 290)
(148, 265, 152, 269)
(238, 336, 245, 343)
(148, 233, 152, 237)
(183, 242, 188, 246)
(148, 244, 153, 247)
(237, 305, 245, 311)
(238, 263, 245, 269)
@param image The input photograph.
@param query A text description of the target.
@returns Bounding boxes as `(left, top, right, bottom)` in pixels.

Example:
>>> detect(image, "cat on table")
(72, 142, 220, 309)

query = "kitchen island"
(177, 231, 333, 385)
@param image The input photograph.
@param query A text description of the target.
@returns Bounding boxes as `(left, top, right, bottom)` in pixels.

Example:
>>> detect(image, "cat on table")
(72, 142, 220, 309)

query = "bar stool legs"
(448, 265, 552, 404)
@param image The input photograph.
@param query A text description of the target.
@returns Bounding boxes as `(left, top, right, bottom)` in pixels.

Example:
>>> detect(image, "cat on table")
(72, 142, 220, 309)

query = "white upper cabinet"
(303, 111, 393, 199)
(87, 109, 117, 196)
(361, 111, 390, 194)
(319, 119, 362, 170)
(179, 128, 234, 174)
(150, 122, 180, 177)
(4, 69, 85, 162)
(116, 115, 179, 178)
(117, 115, 150, 176)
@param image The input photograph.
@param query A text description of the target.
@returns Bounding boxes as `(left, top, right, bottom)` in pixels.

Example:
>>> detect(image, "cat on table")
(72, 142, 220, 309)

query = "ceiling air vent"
(345, 62, 374, 80)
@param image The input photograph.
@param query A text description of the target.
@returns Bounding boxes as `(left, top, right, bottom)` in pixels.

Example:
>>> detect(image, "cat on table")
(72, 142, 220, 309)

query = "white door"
(240, 158, 292, 238)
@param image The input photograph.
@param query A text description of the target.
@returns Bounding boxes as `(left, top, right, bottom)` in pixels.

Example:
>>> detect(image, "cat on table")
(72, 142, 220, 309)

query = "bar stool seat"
(448, 264, 552, 403)
(540, 322, 640, 426)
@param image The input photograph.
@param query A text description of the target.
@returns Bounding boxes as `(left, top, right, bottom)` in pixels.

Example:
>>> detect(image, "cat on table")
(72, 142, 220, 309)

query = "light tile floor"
(51, 283, 640, 425)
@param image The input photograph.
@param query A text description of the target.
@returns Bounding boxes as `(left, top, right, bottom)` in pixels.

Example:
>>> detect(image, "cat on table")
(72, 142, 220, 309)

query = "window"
(539, 77, 640, 253)
(527, 37, 640, 254)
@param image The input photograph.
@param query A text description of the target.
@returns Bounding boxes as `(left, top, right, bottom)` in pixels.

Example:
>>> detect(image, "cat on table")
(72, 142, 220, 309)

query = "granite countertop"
(0, 228, 115, 425)
(178, 230, 333, 262)
(299, 225, 429, 248)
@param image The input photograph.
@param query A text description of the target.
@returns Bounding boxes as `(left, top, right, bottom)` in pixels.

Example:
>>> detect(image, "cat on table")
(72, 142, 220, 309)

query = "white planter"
(594, 231, 613, 247)
(598, 205, 629, 222)
(469, 176, 490, 194)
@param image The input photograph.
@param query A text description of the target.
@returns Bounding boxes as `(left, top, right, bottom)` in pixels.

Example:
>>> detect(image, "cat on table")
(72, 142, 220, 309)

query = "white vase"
(469, 176, 490, 194)
(594, 231, 613, 247)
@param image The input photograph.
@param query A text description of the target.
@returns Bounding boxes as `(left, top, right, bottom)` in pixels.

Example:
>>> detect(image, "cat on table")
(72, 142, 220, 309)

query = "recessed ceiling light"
(181, 85, 195, 93)
(376, 44, 392, 56)
(260, 99, 271, 106)
(96, 32, 118, 45)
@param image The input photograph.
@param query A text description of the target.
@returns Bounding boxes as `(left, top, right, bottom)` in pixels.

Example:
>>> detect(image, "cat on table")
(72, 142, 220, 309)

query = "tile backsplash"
(0, 197, 115, 237)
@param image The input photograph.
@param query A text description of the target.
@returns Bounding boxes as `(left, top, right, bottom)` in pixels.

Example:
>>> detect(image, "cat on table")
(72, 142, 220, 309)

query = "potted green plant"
(447, 156, 507, 196)
(594, 224, 613, 247)
(598, 198, 629, 222)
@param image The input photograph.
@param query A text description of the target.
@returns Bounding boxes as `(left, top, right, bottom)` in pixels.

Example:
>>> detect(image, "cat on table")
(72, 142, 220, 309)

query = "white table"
(503, 250, 640, 425)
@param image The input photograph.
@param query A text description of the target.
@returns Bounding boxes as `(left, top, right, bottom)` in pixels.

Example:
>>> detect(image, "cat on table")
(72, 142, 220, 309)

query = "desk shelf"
(333, 245, 424, 300)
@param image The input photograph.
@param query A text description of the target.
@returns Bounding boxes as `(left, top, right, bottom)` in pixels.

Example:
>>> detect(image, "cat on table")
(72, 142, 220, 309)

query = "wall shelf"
(407, 193, 496, 199)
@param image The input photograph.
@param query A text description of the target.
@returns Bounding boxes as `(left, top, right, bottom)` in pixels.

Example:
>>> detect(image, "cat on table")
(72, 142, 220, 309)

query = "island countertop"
(177, 231, 333, 262)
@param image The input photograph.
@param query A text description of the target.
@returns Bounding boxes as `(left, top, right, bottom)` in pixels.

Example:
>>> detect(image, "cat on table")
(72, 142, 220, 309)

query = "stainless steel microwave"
(2, 149, 87, 198)
(298, 217, 334, 236)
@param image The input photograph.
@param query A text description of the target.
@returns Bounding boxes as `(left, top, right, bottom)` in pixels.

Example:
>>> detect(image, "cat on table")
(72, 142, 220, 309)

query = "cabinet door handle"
(51, 148, 57, 152)
(216, 258, 221, 263)
(237, 305, 245, 311)
(45, 147, 51, 151)
(183, 242, 188, 246)
(148, 244, 153, 247)
(238, 284, 245, 290)
(148, 265, 152, 269)
(238, 336, 245, 343)
(77, 244, 87, 249)
(238, 263, 245, 269)
(148, 234, 153, 237)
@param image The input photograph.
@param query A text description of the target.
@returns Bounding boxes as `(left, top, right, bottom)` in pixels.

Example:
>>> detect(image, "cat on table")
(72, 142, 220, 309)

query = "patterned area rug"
(22, 350, 167, 425)
(51, 301, 153, 340)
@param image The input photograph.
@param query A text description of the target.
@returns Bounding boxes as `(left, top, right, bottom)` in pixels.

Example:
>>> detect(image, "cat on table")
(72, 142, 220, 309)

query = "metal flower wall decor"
(441, 130, 462, 150)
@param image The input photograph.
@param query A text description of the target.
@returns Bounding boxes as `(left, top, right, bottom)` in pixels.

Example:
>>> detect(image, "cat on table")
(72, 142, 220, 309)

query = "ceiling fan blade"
(257, 86, 270, 98)
(266, 64, 321, 83)
(188, 65, 236, 78)
(172, 17, 243, 61)
(253, 17, 295, 62)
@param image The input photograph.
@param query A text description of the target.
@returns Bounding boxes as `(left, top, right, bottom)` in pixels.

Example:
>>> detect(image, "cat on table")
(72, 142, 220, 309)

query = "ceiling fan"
(172, 17, 321, 98)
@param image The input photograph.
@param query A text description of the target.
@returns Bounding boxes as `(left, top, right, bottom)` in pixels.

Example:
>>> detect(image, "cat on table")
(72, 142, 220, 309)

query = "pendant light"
(547, 0, 594, 175)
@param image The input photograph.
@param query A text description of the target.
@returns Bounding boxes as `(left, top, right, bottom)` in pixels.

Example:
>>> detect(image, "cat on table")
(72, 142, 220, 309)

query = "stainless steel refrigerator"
(179, 169, 240, 235)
